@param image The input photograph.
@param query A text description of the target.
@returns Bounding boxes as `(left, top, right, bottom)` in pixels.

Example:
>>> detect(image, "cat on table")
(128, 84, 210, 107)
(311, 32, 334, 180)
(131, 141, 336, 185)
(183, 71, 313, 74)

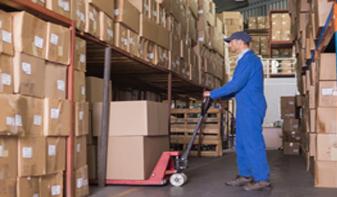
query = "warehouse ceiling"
(214, 0, 249, 12)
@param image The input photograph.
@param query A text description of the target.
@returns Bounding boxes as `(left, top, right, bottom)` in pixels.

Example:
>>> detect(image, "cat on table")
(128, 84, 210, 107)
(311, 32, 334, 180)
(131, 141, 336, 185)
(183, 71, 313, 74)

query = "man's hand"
(203, 91, 211, 97)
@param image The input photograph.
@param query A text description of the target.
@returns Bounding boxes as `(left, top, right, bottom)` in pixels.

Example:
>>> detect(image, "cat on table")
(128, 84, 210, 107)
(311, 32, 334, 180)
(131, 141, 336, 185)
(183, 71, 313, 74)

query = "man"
(204, 32, 271, 191)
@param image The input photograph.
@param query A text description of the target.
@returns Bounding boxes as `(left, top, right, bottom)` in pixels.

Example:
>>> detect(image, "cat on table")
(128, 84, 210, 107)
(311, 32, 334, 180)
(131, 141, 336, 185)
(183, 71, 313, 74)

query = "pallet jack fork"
(106, 97, 213, 187)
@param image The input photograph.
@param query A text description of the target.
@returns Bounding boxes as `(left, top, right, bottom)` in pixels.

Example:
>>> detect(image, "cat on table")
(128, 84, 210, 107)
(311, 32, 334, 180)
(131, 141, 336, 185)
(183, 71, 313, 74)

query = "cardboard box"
(317, 134, 337, 161)
(109, 101, 169, 136)
(75, 165, 89, 197)
(24, 96, 44, 136)
(74, 136, 87, 169)
(317, 108, 337, 133)
(74, 71, 86, 102)
(17, 177, 39, 197)
(282, 118, 300, 132)
(31, 0, 46, 6)
(114, 22, 129, 52)
(0, 94, 26, 136)
(280, 96, 296, 119)
(40, 173, 63, 197)
(0, 10, 14, 56)
(157, 45, 169, 69)
(99, 12, 114, 45)
(107, 136, 169, 180)
(0, 137, 17, 179)
(75, 37, 86, 72)
(85, 2, 100, 38)
(46, 0, 71, 18)
(85, 76, 112, 103)
(12, 11, 47, 59)
(0, 179, 16, 197)
(308, 85, 316, 109)
(75, 102, 89, 136)
(45, 62, 67, 100)
(128, 28, 139, 57)
(115, 0, 140, 33)
(87, 0, 115, 18)
(71, 0, 86, 31)
(319, 53, 336, 80)
(309, 133, 317, 157)
(248, 17, 257, 29)
(87, 145, 97, 180)
(46, 22, 71, 65)
(46, 137, 66, 174)
(318, 81, 337, 107)
(310, 109, 316, 133)
(283, 142, 300, 155)
(315, 161, 337, 188)
(43, 98, 72, 136)
(13, 52, 46, 98)
(0, 55, 14, 94)
(18, 137, 46, 177)
(283, 132, 301, 142)
(313, 0, 333, 35)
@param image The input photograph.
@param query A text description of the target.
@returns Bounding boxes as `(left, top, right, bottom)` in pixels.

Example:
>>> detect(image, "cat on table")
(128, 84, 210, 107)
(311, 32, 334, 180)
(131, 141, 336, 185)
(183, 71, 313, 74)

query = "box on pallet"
(40, 173, 63, 197)
(93, 101, 169, 136)
(86, 76, 112, 103)
(107, 136, 169, 180)
(46, 22, 71, 65)
(319, 53, 336, 80)
(75, 102, 89, 136)
(74, 136, 87, 169)
(46, 137, 66, 174)
(313, 0, 333, 36)
(45, 62, 67, 99)
(0, 179, 16, 197)
(281, 96, 296, 119)
(0, 10, 14, 56)
(74, 71, 86, 102)
(12, 11, 47, 59)
(75, 165, 90, 197)
(17, 177, 39, 197)
(46, 0, 71, 18)
(315, 161, 337, 188)
(318, 81, 337, 107)
(271, 13, 292, 41)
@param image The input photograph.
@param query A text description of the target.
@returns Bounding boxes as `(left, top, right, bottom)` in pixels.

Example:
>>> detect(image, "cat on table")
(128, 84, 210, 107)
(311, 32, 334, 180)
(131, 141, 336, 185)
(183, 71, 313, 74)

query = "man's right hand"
(203, 91, 211, 98)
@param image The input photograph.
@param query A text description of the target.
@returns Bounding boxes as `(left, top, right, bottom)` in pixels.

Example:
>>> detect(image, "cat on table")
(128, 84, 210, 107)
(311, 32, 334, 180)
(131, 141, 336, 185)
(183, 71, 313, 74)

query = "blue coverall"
(210, 50, 270, 181)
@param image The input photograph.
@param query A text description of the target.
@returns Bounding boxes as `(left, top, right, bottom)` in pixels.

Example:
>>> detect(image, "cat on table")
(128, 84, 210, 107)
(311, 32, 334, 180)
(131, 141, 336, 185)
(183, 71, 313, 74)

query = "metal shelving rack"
(0, 0, 215, 195)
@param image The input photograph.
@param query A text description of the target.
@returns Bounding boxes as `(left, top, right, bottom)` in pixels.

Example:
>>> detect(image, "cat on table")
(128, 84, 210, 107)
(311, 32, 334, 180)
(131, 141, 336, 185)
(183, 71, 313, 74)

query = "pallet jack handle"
(176, 97, 213, 171)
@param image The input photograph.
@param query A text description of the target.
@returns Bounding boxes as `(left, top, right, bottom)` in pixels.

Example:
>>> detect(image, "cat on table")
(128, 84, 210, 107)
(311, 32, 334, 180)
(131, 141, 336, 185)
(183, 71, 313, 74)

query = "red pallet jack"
(106, 97, 213, 187)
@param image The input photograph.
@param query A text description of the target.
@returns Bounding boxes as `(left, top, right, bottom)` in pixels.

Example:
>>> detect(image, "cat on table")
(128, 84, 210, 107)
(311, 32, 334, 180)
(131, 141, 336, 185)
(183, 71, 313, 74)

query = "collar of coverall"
(236, 48, 250, 64)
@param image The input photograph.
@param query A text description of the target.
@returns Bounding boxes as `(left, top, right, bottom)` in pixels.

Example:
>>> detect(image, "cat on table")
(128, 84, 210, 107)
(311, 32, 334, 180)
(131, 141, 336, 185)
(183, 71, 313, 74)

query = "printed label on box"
(33, 193, 39, 197)
(107, 29, 113, 38)
(48, 145, 56, 156)
(33, 115, 42, 126)
(22, 62, 32, 75)
(50, 108, 60, 119)
(80, 54, 86, 63)
(51, 185, 61, 196)
(114, 9, 120, 16)
(79, 111, 84, 121)
(22, 147, 33, 158)
(76, 143, 80, 153)
(34, 36, 44, 48)
(81, 86, 85, 96)
(57, 80, 65, 91)
(1, 73, 11, 86)
(6, 116, 14, 126)
(76, 178, 83, 188)
(15, 115, 22, 127)
(2, 30, 12, 43)
(50, 33, 59, 45)
(63, 2, 70, 11)
(322, 88, 334, 96)
(0, 145, 4, 157)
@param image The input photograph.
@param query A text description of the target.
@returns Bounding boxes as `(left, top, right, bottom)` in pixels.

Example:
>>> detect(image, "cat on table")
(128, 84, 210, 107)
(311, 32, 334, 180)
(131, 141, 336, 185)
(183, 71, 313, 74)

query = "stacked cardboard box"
(271, 13, 292, 42)
(280, 96, 301, 155)
(0, 10, 76, 196)
(90, 101, 170, 180)
(248, 16, 269, 30)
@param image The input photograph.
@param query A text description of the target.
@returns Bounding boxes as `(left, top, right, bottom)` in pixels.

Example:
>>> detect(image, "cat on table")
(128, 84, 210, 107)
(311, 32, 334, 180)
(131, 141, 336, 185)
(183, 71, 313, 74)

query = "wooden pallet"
(170, 108, 223, 157)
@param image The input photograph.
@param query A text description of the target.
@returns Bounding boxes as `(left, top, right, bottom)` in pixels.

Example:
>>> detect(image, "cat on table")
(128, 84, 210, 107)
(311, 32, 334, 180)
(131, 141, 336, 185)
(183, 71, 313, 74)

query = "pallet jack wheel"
(169, 173, 188, 187)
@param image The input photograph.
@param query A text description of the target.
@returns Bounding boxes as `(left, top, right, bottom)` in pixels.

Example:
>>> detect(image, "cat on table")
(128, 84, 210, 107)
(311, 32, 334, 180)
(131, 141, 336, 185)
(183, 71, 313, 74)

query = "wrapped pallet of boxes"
(91, 101, 170, 180)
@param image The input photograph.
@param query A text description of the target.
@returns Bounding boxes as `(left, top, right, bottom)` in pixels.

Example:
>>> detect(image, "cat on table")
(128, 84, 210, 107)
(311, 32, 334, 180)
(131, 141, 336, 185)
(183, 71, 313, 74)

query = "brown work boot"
(243, 181, 272, 191)
(225, 176, 252, 187)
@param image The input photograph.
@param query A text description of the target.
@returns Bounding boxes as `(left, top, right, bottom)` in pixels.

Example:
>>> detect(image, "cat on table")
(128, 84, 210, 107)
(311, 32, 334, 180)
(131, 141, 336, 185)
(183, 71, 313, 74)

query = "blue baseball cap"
(224, 31, 252, 43)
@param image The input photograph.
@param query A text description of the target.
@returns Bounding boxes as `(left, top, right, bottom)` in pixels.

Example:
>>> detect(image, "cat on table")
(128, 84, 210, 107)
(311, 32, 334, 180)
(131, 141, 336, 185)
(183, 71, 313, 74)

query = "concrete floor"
(90, 151, 337, 197)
